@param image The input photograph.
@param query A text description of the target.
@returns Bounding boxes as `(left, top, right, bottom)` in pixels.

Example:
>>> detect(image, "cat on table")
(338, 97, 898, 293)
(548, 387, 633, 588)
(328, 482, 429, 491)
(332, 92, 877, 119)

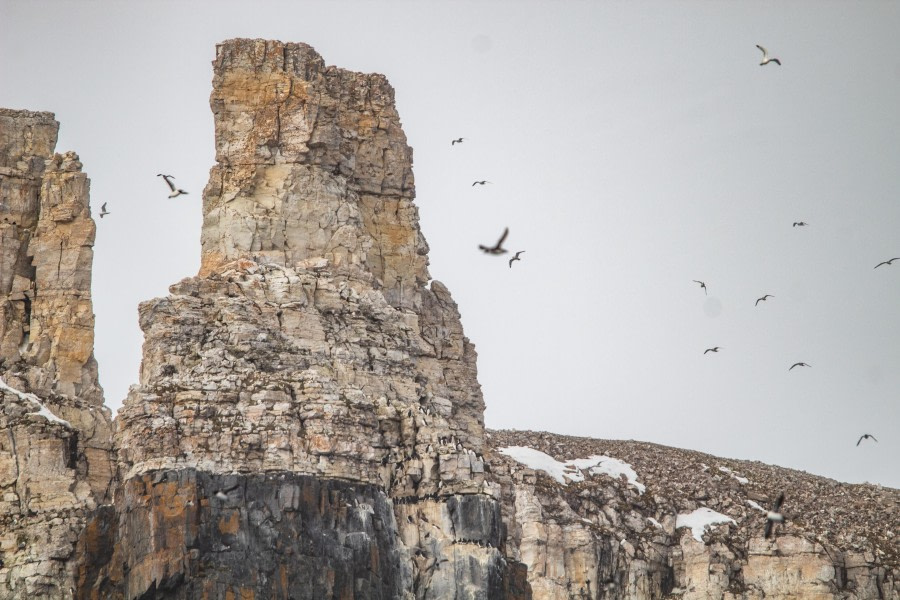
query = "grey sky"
(2, 1, 898, 487)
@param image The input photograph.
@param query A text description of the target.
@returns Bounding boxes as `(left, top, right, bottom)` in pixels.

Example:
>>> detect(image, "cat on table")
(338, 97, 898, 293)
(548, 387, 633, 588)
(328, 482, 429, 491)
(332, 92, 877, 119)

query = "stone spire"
(200, 39, 428, 310)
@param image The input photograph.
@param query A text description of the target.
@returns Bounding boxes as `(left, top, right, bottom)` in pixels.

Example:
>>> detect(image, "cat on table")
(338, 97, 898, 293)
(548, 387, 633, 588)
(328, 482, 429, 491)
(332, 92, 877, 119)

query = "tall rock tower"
(0, 109, 113, 598)
(102, 39, 508, 598)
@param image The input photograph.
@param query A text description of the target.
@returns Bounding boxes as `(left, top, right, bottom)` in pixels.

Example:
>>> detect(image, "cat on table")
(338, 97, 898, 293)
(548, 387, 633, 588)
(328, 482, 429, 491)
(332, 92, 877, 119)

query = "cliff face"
(0, 41, 897, 600)
(0, 109, 114, 598)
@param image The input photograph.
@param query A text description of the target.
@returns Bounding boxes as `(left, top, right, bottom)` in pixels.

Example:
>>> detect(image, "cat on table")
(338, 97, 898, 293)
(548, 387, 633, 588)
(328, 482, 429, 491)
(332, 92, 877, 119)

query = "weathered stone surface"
(488, 429, 898, 600)
(0, 109, 113, 599)
(3, 41, 897, 600)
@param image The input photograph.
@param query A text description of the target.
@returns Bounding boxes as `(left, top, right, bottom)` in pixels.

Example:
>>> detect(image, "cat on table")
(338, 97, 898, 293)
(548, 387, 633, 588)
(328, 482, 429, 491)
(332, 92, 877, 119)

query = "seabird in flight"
(158, 173, 188, 198)
(755, 294, 774, 306)
(874, 257, 900, 269)
(472, 180, 491, 186)
(508, 251, 525, 268)
(756, 45, 782, 66)
(856, 434, 878, 446)
(692, 280, 707, 295)
(703, 347, 722, 354)
(789, 362, 811, 370)
(479, 227, 509, 255)
(99, 202, 110, 218)
(764, 493, 785, 539)
(792, 222, 808, 227)
(451, 138, 464, 145)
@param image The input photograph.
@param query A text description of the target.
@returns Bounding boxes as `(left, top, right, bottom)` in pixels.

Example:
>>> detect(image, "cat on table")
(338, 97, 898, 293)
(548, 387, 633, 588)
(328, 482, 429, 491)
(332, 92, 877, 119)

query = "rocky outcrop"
(104, 38, 506, 599)
(488, 430, 898, 600)
(1, 41, 896, 600)
(0, 109, 114, 599)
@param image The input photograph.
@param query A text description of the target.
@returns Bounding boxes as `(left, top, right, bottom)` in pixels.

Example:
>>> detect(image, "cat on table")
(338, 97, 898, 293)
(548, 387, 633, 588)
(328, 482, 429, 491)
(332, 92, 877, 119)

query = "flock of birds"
(85, 45, 890, 543)
(97, 173, 188, 221)
(449, 140, 526, 268)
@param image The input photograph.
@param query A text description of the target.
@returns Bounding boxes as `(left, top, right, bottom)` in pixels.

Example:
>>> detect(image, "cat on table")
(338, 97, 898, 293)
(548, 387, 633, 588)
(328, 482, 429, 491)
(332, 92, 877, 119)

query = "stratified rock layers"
(3, 40, 896, 600)
(0, 109, 113, 599)
(109, 39, 506, 599)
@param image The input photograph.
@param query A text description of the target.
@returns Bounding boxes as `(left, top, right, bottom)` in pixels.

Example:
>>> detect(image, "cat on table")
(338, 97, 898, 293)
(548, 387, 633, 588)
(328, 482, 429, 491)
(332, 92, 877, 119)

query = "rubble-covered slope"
(487, 429, 898, 599)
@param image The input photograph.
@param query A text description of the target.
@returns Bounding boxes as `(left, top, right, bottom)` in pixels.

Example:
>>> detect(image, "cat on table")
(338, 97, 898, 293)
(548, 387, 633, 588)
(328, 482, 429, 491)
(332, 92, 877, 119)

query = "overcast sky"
(2, 1, 898, 487)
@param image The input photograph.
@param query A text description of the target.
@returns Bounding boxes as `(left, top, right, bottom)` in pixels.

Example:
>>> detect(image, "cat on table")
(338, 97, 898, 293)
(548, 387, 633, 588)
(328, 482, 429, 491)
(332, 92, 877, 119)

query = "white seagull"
(764, 493, 786, 539)
(451, 137, 464, 145)
(508, 251, 525, 268)
(99, 202, 110, 218)
(157, 173, 188, 198)
(874, 257, 900, 269)
(756, 45, 781, 66)
(703, 346, 722, 354)
(856, 433, 877, 446)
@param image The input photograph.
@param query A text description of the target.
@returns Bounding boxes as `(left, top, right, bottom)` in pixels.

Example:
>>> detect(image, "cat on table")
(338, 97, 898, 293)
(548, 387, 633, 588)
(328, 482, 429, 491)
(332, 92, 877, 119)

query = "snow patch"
(0, 377, 71, 427)
(676, 508, 736, 542)
(718, 466, 749, 484)
(498, 446, 645, 493)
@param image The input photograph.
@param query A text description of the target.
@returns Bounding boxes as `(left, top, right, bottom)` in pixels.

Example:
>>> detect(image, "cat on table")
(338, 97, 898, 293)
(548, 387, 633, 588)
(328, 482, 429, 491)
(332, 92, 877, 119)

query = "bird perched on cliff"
(756, 45, 781, 66)
(764, 493, 786, 538)
(704, 346, 722, 354)
(692, 280, 707, 295)
(789, 362, 811, 370)
(792, 222, 808, 227)
(99, 202, 110, 218)
(472, 180, 491, 186)
(451, 137, 464, 145)
(874, 257, 900, 269)
(856, 433, 878, 446)
(508, 251, 525, 268)
(157, 173, 188, 198)
(755, 294, 774, 306)
(479, 228, 509, 255)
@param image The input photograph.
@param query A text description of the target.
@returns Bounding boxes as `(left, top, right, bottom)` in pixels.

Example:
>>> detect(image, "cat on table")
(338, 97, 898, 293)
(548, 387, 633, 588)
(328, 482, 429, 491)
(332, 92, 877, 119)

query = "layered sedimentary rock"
(2, 41, 897, 600)
(488, 430, 898, 600)
(0, 109, 113, 599)
(102, 38, 508, 599)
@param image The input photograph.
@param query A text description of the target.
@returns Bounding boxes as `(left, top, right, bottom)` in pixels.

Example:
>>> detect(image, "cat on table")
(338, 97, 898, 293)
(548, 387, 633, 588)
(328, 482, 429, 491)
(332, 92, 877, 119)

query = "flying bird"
(856, 433, 878, 446)
(874, 257, 900, 269)
(479, 228, 509, 255)
(451, 138, 464, 145)
(764, 493, 786, 539)
(472, 180, 491, 186)
(508, 251, 525, 268)
(756, 45, 781, 66)
(755, 294, 774, 306)
(99, 202, 110, 218)
(157, 173, 188, 198)
(704, 347, 722, 354)
(789, 362, 811, 370)
(692, 280, 707, 295)
(792, 222, 808, 227)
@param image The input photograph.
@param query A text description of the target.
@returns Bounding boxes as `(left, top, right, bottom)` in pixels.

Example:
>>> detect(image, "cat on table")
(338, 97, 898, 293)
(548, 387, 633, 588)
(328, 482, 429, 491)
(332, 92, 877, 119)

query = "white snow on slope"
(0, 377, 71, 427)
(676, 508, 736, 542)
(718, 466, 749, 484)
(498, 446, 645, 493)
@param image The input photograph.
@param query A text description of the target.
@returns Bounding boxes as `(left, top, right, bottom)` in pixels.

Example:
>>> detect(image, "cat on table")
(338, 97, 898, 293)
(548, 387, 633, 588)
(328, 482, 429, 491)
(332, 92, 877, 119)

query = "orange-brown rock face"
(0, 108, 113, 599)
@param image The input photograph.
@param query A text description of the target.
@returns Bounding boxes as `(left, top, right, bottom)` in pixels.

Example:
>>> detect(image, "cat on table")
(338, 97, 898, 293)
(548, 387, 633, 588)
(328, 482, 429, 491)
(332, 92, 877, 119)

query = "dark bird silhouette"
(874, 257, 900, 269)
(157, 174, 188, 198)
(764, 493, 785, 539)
(472, 180, 491, 186)
(451, 138, 464, 145)
(508, 251, 525, 268)
(692, 280, 707, 295)
(756, 45, 781, 66)
(479, 228, 509, 255)
(789, 362, 811, 370)
(99, 202, 110, 218)
(704, 347, 722, 354)
(792, 222, 808, 227)
(856, 433, 878, 446)
(755, 294, 774, 306)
